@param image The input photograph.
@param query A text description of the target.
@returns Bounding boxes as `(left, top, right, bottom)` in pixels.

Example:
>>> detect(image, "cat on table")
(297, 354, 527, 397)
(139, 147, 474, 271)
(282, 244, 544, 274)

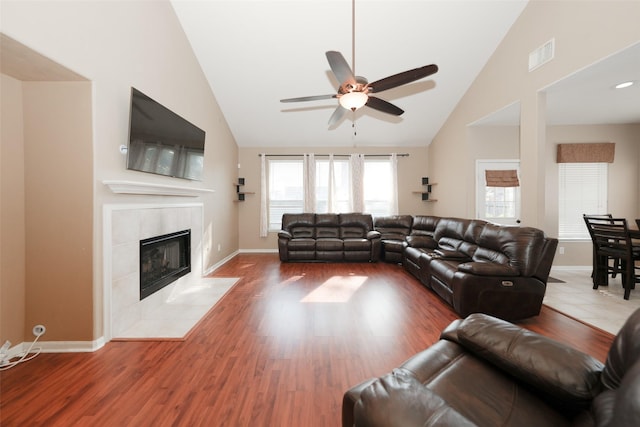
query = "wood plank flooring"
(0, 254, 614, 426)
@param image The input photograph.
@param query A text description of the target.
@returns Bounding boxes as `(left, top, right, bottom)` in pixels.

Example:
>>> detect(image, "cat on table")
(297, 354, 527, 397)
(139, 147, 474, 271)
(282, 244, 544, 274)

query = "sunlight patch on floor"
(301, 275, 367, 303)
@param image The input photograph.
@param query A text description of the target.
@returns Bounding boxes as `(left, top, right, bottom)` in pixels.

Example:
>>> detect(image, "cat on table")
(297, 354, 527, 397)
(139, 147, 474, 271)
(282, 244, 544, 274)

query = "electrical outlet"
(33, 325, 46, 337)
(559, 247, 565, 255)
(218, 243, 221, 252)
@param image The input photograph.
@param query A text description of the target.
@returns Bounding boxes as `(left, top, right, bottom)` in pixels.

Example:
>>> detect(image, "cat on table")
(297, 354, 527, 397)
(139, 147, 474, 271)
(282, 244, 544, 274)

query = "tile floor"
(544, 268, 640, 335)
(113, 277, 239, 340)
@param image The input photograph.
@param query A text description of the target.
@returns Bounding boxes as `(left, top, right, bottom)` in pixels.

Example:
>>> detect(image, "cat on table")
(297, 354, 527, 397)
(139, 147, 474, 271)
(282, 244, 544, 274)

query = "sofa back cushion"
(473, 224, 547, 276)
(410, 215, 440, 236)
(374, 215, 413, 240)
(340, 213, 373, 239)
(434, 218, 482, 259)
(316, 214, 340, 238)
(281, 213, 316, 238)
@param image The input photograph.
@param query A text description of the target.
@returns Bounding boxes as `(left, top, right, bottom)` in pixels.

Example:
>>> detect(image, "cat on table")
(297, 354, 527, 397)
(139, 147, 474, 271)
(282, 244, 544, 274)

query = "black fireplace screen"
(140, 229, 191, 300)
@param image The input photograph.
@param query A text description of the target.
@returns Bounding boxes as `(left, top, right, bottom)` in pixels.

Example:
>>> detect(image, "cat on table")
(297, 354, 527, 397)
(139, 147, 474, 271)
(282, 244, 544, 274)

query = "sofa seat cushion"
(425, 352, 572, 427)
(288, 238, 315, 251)
(354, 370, 476, 427)
(344, 238, 370, 251)
(375, 340, 571, 427)
(316, 238, 343, 251)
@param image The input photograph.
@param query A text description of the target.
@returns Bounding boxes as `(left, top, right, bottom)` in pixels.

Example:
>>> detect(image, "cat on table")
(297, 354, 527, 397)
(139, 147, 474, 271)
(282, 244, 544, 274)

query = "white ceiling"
(171, 0, 530, 148)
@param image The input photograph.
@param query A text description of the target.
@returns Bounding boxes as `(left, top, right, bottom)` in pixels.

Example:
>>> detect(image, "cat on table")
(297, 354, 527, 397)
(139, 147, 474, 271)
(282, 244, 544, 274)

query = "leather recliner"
(343, 308, 640, 427)
(403, 216, 558, 320)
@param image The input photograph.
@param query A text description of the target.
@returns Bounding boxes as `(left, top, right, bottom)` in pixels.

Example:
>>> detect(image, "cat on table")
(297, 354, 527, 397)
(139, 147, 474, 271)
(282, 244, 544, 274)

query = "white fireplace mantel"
(103, 180, 215, 197)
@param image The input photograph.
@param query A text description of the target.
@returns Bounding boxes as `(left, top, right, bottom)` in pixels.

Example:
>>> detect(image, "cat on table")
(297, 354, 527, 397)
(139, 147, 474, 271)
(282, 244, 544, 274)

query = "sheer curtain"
(328, 154, 336, 212)
(303, 153, 316, 212)
(259, 153, 268, 237)
(390, 153, 399, 215)
(350, 154, 364, 213)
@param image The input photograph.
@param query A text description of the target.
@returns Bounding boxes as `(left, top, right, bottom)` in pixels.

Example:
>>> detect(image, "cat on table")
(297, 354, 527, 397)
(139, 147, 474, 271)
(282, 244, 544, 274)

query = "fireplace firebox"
(140, 229, 191, 300)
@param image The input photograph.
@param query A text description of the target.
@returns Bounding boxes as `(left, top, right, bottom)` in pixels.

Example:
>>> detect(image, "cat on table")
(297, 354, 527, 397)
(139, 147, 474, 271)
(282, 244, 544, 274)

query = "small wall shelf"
(235, 178, 254, 201)
(413, 177, 438, 202)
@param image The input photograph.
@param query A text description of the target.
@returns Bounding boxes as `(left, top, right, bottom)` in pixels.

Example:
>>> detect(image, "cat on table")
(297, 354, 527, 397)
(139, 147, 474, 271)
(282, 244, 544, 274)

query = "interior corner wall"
(427, 0, 640, 232)
(23, 81, 94, 342)
(1, 74, 26, 345)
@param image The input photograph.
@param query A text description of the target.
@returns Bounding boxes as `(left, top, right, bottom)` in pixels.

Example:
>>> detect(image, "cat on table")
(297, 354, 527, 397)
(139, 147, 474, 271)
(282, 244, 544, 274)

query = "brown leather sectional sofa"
(278, 213, 558, 320)
(343, 308, 640, 427)
(401, 216, 558, 320)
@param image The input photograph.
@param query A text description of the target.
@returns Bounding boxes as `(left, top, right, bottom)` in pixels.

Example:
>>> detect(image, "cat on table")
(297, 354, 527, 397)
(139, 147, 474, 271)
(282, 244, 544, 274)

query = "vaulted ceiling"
(171, 0, 530, 148)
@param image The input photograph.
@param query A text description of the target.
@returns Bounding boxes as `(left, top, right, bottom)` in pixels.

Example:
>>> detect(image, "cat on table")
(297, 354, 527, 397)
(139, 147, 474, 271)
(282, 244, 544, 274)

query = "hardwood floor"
(1, 254, 614, 426)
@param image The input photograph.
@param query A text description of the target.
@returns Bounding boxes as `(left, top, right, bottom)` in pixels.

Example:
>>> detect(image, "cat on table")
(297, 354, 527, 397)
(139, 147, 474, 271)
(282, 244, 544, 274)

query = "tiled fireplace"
(104, 203, 203, 339)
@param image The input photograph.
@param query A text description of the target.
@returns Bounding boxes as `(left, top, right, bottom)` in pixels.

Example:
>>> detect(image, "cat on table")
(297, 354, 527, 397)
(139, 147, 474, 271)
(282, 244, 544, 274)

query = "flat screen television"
(127, 88, 205, 181)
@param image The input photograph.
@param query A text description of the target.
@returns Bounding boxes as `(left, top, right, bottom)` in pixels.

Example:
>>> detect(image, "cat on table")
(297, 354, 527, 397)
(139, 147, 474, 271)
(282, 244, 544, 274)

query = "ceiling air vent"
(529, 38, 555, 72)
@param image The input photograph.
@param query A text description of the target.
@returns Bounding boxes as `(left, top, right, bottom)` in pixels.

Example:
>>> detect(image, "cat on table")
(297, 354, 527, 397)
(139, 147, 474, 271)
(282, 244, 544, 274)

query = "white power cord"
(0, 333, 43, 371)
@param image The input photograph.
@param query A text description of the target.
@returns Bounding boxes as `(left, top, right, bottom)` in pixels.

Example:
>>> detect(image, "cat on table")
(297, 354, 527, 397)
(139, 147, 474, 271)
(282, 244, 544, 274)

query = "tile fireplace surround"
(104, 203, 204, 340)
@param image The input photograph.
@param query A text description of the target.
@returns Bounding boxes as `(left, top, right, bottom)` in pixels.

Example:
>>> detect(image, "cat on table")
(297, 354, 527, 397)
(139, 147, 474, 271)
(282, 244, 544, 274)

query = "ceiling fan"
(280, 0, 438, 128)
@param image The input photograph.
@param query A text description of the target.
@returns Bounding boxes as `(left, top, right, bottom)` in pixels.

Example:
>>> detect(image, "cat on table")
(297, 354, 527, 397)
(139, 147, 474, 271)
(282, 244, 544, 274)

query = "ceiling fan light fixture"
(339, 91, 368, 111)
(614, 80, 634, 89)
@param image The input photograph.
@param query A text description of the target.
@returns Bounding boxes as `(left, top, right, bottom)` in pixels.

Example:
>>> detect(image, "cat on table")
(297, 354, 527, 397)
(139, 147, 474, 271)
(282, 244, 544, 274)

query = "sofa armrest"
(354, 370, 475, 427)
(457, 261, 519, 276)
(454, 313, 604, 408)
(278, 230, 292, 240)
(366, 230, 381, 240)
(433, 249, 470, 260)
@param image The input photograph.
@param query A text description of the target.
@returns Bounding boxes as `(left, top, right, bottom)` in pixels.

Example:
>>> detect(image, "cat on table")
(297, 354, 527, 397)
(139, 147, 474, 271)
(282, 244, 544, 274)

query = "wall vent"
(528, 38, 555, 72)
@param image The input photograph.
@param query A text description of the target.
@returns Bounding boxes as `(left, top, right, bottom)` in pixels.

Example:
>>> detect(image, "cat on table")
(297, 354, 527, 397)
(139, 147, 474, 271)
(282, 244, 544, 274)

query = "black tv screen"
(127, 88, 205, 181)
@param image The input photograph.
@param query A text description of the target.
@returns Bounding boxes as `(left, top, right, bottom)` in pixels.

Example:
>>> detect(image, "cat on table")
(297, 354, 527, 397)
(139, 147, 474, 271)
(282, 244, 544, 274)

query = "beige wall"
(428, 1, 640, 229)
(0, 74, 26, 345)
(1, 0, 238, 342)
(23, 82, 94, 341)
(238, 146, 430, 250)
(428, 0, 640, 268)
(545, 124, 640, 266)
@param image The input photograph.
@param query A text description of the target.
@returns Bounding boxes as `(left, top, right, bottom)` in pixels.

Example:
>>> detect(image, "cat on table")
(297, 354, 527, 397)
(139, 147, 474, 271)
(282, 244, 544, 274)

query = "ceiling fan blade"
(369, 64, 439, 93)
(366, 96, 404, 116)
(328, 105, 348, 127)
(280, 94, 337, 103)
(326, 51, 356, 85)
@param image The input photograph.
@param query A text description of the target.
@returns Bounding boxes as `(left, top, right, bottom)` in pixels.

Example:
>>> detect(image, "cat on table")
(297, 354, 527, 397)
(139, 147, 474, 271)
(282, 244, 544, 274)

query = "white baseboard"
(239, 248, 278, 253)
(3, 337, 106, 359)
(203, 250, 240, 276)
(551, 265, 591, 271)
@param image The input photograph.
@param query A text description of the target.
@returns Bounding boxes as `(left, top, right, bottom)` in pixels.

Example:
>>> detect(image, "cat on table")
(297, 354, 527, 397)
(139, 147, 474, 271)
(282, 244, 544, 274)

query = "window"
(265, 155, 397, 231)
(485, 187, 518, 219)
(268, 160, 303, 230)
(558, 163, 607, 239)
(363, 159, 394, 217)
(315, 159, 351, 213)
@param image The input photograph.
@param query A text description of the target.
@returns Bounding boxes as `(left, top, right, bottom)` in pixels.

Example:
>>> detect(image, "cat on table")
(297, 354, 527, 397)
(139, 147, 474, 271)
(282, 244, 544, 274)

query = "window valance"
(485, 169, 520, 187)
(556, 143, 615, 163)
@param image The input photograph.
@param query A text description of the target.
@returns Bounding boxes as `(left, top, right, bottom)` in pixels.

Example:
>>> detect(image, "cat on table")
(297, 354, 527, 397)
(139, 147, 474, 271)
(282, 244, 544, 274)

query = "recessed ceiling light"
(614, 81, 635, 89)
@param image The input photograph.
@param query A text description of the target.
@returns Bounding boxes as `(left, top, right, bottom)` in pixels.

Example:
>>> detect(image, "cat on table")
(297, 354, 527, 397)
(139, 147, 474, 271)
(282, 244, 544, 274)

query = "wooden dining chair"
(585, 216, 640, 300)
(583, 214, 619, 282)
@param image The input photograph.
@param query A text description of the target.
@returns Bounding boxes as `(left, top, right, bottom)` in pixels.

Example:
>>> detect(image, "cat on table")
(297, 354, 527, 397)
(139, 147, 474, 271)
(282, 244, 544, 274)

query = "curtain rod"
(258, 153, 409, 158)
